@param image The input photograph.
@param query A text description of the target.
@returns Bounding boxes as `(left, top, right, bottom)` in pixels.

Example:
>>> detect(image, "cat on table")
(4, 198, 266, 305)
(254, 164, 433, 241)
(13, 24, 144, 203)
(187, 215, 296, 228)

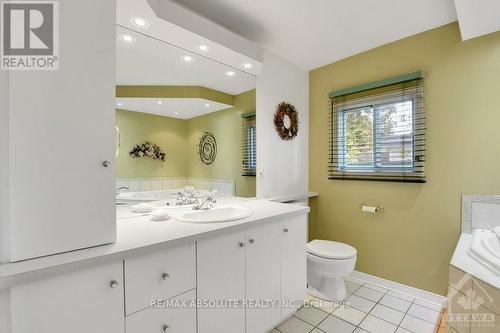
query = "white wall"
(256, 51, 309, 199)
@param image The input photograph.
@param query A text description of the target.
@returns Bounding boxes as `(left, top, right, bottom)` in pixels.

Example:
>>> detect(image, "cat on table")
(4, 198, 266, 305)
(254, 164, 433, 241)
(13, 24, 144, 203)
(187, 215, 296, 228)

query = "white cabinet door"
(197, 231, 246, 333)
(10, 261, 124, 333)
(4, 0, 117, 262)
(281, 215, 307, 319)
(245, 222, 282, 333)
(126, 290, 196, 333)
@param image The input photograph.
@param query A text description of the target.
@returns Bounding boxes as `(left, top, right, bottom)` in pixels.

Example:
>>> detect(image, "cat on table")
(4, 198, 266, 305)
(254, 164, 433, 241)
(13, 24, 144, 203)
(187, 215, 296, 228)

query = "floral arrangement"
(129, 141, 166, 161)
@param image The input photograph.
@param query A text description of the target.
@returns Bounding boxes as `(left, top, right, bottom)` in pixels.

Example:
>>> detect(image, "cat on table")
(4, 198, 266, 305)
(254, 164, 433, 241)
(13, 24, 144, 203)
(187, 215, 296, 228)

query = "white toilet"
(307, 239, 357, 301)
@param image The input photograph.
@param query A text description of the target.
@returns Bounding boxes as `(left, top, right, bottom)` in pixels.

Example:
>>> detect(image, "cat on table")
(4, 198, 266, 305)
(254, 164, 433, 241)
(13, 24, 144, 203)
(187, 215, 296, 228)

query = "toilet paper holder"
(359, 203, 384, 213)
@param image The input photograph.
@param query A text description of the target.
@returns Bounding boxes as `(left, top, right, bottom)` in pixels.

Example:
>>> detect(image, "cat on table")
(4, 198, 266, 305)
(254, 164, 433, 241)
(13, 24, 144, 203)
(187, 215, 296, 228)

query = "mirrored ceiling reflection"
(116, 26, 255, 95)
(115, 25, 257, 198)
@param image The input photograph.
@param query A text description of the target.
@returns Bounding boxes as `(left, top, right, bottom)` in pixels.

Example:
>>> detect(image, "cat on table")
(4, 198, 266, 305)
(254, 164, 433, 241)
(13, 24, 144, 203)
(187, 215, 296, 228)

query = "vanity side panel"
(0, 68, 10, 262)
(0, 289, 11, 333)
(8, 0, 117, 261)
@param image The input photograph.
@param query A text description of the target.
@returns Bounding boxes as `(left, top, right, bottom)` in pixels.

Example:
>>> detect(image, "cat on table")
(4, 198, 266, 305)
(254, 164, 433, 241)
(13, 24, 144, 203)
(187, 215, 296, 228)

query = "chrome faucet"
(193, 196, 217, 210)
(176, 192, 199, 206)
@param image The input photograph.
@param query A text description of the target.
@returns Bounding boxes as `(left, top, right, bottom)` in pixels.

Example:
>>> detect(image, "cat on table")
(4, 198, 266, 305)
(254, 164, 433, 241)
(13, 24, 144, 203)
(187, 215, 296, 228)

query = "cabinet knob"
(283, 228, 289, 233)
(249, 239, 255, 244)
(162, 324, 169, 332)
(102, 160, 111, 167)
(161, 273, 170, 280)
(110, 280, 119, 288)
(239, 242, 245, 247)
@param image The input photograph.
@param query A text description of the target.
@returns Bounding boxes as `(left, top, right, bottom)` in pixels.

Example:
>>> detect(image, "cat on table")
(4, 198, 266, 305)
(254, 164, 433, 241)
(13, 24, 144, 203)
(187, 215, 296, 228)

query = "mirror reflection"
(115, 26, 256, 202)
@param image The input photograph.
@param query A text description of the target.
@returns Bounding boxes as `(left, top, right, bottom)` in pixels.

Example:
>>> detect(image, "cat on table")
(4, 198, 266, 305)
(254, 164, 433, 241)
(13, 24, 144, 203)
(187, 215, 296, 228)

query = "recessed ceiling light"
(225, 71, 236, 77)
(205, 103, 211, 107)
(181, 55, 194, 63)
(197, 44, 211, 52)
(117, 102, 122, 106)
(157, 100, 163, 105)
(131, 17, 150, 28)
(118, 34, 136, 43)
(242, 63, 253, 69)
(175, 112, 179, 115)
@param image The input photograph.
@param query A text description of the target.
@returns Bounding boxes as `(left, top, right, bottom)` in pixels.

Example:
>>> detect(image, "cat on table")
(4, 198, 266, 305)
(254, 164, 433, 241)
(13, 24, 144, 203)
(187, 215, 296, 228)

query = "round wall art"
(274, 101, 299, 140)
(199, 132, 217, 165)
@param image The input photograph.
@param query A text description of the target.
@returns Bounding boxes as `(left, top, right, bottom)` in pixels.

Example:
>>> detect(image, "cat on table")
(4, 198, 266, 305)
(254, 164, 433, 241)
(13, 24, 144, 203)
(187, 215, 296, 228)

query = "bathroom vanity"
(0, 199, 308, 333)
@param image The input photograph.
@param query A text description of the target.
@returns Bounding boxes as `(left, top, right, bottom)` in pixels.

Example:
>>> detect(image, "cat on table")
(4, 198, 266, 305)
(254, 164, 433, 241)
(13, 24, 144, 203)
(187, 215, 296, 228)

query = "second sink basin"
(173, 205, 253, 223)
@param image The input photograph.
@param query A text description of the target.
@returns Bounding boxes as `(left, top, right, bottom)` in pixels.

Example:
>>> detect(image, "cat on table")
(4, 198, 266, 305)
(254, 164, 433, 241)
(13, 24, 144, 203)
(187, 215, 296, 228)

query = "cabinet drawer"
(126, 290, 196, 333)
(125, 243, 196, 315)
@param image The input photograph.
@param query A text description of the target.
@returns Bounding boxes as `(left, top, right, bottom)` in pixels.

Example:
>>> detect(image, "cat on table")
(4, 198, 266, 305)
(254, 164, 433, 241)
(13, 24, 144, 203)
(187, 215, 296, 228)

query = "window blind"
(241, 113, 256, 176)
(329, 75, 426, 183)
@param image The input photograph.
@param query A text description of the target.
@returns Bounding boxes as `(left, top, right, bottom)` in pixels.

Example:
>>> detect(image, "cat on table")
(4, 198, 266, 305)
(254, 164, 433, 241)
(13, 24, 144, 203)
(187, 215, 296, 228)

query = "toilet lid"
(307, 240, 357, 260)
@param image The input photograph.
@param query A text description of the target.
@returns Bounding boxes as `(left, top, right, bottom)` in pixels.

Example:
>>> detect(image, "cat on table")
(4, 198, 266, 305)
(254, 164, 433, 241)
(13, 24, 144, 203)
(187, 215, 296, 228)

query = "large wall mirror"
(115, 18, 256, 199)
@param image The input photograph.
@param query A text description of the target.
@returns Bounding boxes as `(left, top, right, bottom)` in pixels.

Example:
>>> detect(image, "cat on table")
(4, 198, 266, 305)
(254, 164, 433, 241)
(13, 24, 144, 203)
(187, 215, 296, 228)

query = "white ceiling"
(116, 0, 257, 95)
(454, 0, 500, 40)
(116, 98, 233, 119)
(173, 0, 459, 70)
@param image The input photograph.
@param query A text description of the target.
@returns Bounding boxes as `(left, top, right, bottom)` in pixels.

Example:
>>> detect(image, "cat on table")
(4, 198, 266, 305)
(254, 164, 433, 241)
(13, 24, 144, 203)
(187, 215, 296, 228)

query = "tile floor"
(272, 277, 443, 333)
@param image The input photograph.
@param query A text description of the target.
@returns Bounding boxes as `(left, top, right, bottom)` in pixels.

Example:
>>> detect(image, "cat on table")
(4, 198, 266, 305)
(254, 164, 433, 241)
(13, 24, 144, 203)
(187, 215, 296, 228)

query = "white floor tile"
(364, 283, 388, 293)
(354, 286, 385, 302)
(386, 290, 415, 303)
(407, 303, 441, 324)
(332, 306, 367, 326)
(308, 297, 340, 314)
(400, 314, 437, 333)
(359, 314, 398, 333)
(294, 306, 329, 326)
(277, 316, 315, 333)
(270, 330, 281, 333)
(317, 315, 356, 333)
(413, 298, 443, 312)
(379, 294, 412, 313)
(353, 329, 370, 333)
(370, 304, 405, 325)
(346, 294, 376, 313)
(310, 329, 325, 333)
(345, 279, 363, 294)
(395, 328, 413, 333)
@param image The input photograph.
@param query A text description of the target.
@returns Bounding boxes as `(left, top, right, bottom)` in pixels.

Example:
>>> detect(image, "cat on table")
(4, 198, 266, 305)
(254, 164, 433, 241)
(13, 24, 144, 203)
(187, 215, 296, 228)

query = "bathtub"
(469, 227, 500, 277)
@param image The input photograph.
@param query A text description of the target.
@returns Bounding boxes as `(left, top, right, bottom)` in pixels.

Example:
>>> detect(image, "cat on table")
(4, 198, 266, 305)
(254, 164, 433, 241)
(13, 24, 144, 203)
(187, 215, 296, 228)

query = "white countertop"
(451, 233, 500, 289)
(0, 199, 308, 287)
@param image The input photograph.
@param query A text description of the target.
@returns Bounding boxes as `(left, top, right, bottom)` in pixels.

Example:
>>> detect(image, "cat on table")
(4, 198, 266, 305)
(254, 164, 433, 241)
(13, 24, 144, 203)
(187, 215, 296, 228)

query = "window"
(329, 74, 425, 182)
(241, 113, 256, 176)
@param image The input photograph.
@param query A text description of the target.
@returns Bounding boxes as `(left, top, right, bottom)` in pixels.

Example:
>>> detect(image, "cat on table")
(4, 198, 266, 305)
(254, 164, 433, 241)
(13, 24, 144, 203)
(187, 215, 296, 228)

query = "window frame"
(336, 95, 417, 174)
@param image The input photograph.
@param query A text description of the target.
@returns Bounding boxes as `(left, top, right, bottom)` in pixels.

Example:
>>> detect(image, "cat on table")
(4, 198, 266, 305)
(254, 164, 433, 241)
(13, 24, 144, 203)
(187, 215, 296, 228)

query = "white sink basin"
(172, 205, 253, 223)
(469, 227, 500, 276)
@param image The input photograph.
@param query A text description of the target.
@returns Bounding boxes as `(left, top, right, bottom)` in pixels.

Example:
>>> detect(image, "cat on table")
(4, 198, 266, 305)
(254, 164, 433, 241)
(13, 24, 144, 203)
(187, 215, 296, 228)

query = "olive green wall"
(186, 90, 256, 198)
(116, 89, 256, 197)
(309, 23, 500, 295)
(116, 109, 188, 178)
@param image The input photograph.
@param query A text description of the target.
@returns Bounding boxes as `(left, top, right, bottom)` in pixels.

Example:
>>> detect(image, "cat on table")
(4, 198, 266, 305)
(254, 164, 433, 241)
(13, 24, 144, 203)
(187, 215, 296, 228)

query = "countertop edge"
(0, 200, 309, 288)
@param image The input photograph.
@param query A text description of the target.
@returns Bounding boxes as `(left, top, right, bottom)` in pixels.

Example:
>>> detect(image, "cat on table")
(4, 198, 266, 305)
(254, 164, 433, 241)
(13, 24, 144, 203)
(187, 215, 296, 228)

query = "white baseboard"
(350, 270, 447, 308)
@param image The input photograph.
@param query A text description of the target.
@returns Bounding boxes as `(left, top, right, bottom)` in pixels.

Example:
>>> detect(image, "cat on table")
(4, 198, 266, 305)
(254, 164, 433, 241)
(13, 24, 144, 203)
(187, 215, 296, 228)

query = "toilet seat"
(307, 239, 357, 260)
